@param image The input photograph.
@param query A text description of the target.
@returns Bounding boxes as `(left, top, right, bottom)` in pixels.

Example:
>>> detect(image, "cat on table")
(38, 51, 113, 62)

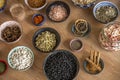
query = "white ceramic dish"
(8, 46, 34, 71)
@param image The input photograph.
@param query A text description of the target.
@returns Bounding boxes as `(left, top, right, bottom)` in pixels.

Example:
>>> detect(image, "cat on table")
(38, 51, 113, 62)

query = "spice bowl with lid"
(0, 21, 22, 44)
(46, 1, 70, 22)
(72, 19, 91, 37)
(32, 27, 61, 53)
(24, 0, 47, 10)
(93, 1, 119, 24)
(0, 60, 8, 75)
(32, 13, 46, 26)
(70, 38, 83, 52)
(72, 0, 96, 8)
(8, 46, 34, 71)
(0, 0, 7, 13)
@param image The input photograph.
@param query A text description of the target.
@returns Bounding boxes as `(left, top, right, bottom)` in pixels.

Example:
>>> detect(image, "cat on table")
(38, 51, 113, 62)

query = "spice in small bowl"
(70, 38, 83, 52)
(72, 0, 96, 8)
(24, 0, 47, 10)
(83, 51, 104, 74)
(0, 60, 7, 75)
(93, 1, 119, 24)
(0, 21, 22, 43)
(72, 19, 91, 37)
(46, 1, 70, 22)
(32, 14, 45, 26)
(0, 0, 7, 13)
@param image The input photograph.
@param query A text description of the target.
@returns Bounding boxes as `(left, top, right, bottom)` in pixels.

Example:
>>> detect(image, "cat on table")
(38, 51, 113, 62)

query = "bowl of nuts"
(0, 21, 22, 44)
(32, 27, 61, 53)
(72, 0, 96, 8)
(8, 46, 34, 71)
(93, 1, 119, 24)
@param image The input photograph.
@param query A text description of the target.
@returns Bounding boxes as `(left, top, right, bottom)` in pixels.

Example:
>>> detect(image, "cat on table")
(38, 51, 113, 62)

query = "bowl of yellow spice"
(33, 27, 61, 53)
(0, 0, 7, 13)
(25, 0, 47, 10)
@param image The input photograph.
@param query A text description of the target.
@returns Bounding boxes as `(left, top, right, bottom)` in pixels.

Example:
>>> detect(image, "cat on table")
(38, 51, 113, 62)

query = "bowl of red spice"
(0, 60, 8, 75)
(32, 14, 45, 26)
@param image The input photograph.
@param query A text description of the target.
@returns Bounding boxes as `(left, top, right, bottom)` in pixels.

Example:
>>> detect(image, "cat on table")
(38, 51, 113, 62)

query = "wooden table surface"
(0, 0, 120, 80)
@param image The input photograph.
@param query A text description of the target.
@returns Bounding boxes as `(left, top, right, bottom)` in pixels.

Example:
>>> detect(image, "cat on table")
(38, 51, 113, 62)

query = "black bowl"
(83, 58, 104, 75)
(43, 50, 80, 80)
(46, 1, 70, 22)
(32, 27, 61, 53)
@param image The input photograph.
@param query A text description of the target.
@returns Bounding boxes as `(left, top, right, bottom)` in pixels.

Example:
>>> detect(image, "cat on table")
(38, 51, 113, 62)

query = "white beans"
(8, 46, 34, 70)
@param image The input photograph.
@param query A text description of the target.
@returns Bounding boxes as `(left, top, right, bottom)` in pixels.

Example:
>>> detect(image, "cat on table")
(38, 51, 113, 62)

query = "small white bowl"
(24, 0, 47, 10)
(8, 46, 34, 71)
(0, 21, 22, 44)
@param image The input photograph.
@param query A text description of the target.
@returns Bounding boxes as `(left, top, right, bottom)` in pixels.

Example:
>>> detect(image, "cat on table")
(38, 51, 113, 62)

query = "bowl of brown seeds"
(32, 27, 61, 53)
(0, 21, 22, 44)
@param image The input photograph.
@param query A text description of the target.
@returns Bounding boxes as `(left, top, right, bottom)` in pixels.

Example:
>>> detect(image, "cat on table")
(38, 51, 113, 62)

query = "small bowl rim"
(24, 0, 47, 10)
(32, 13, 46, 26)
(83, 58, 104, 75)
(46, 1, 70, 22)
(7, 46, 34, 71)
(43, 49, 80, 80)
(70, 38, 83, 52)
(0, 60, 8, 75)
(93, 1, 119, 24)
(0, 21, 23, 44)
(32, 27, 61, 53)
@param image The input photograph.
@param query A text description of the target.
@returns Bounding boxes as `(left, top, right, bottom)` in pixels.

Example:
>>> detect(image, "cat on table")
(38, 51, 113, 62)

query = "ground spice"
(28, 0, 45, 8)
(33, 15, 44, 25)
(0, 62, 6, 74)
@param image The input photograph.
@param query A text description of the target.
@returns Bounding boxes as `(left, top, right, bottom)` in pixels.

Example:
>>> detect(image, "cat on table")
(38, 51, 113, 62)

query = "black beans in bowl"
(43, 50, 79, 80)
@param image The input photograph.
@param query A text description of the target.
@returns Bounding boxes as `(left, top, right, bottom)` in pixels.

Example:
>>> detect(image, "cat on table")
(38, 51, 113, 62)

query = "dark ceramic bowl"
(93, 1, 119, 24)
(32, 27, 61, 53)
(32, 14, 46, 26)
(83, 58, 104, 75)
(71, 23, 91, 37)
(0, 0, 7, 13)
(46, 1, 70, 22)
(0, 60, 8, 75)
(43, 50, 80, 80)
